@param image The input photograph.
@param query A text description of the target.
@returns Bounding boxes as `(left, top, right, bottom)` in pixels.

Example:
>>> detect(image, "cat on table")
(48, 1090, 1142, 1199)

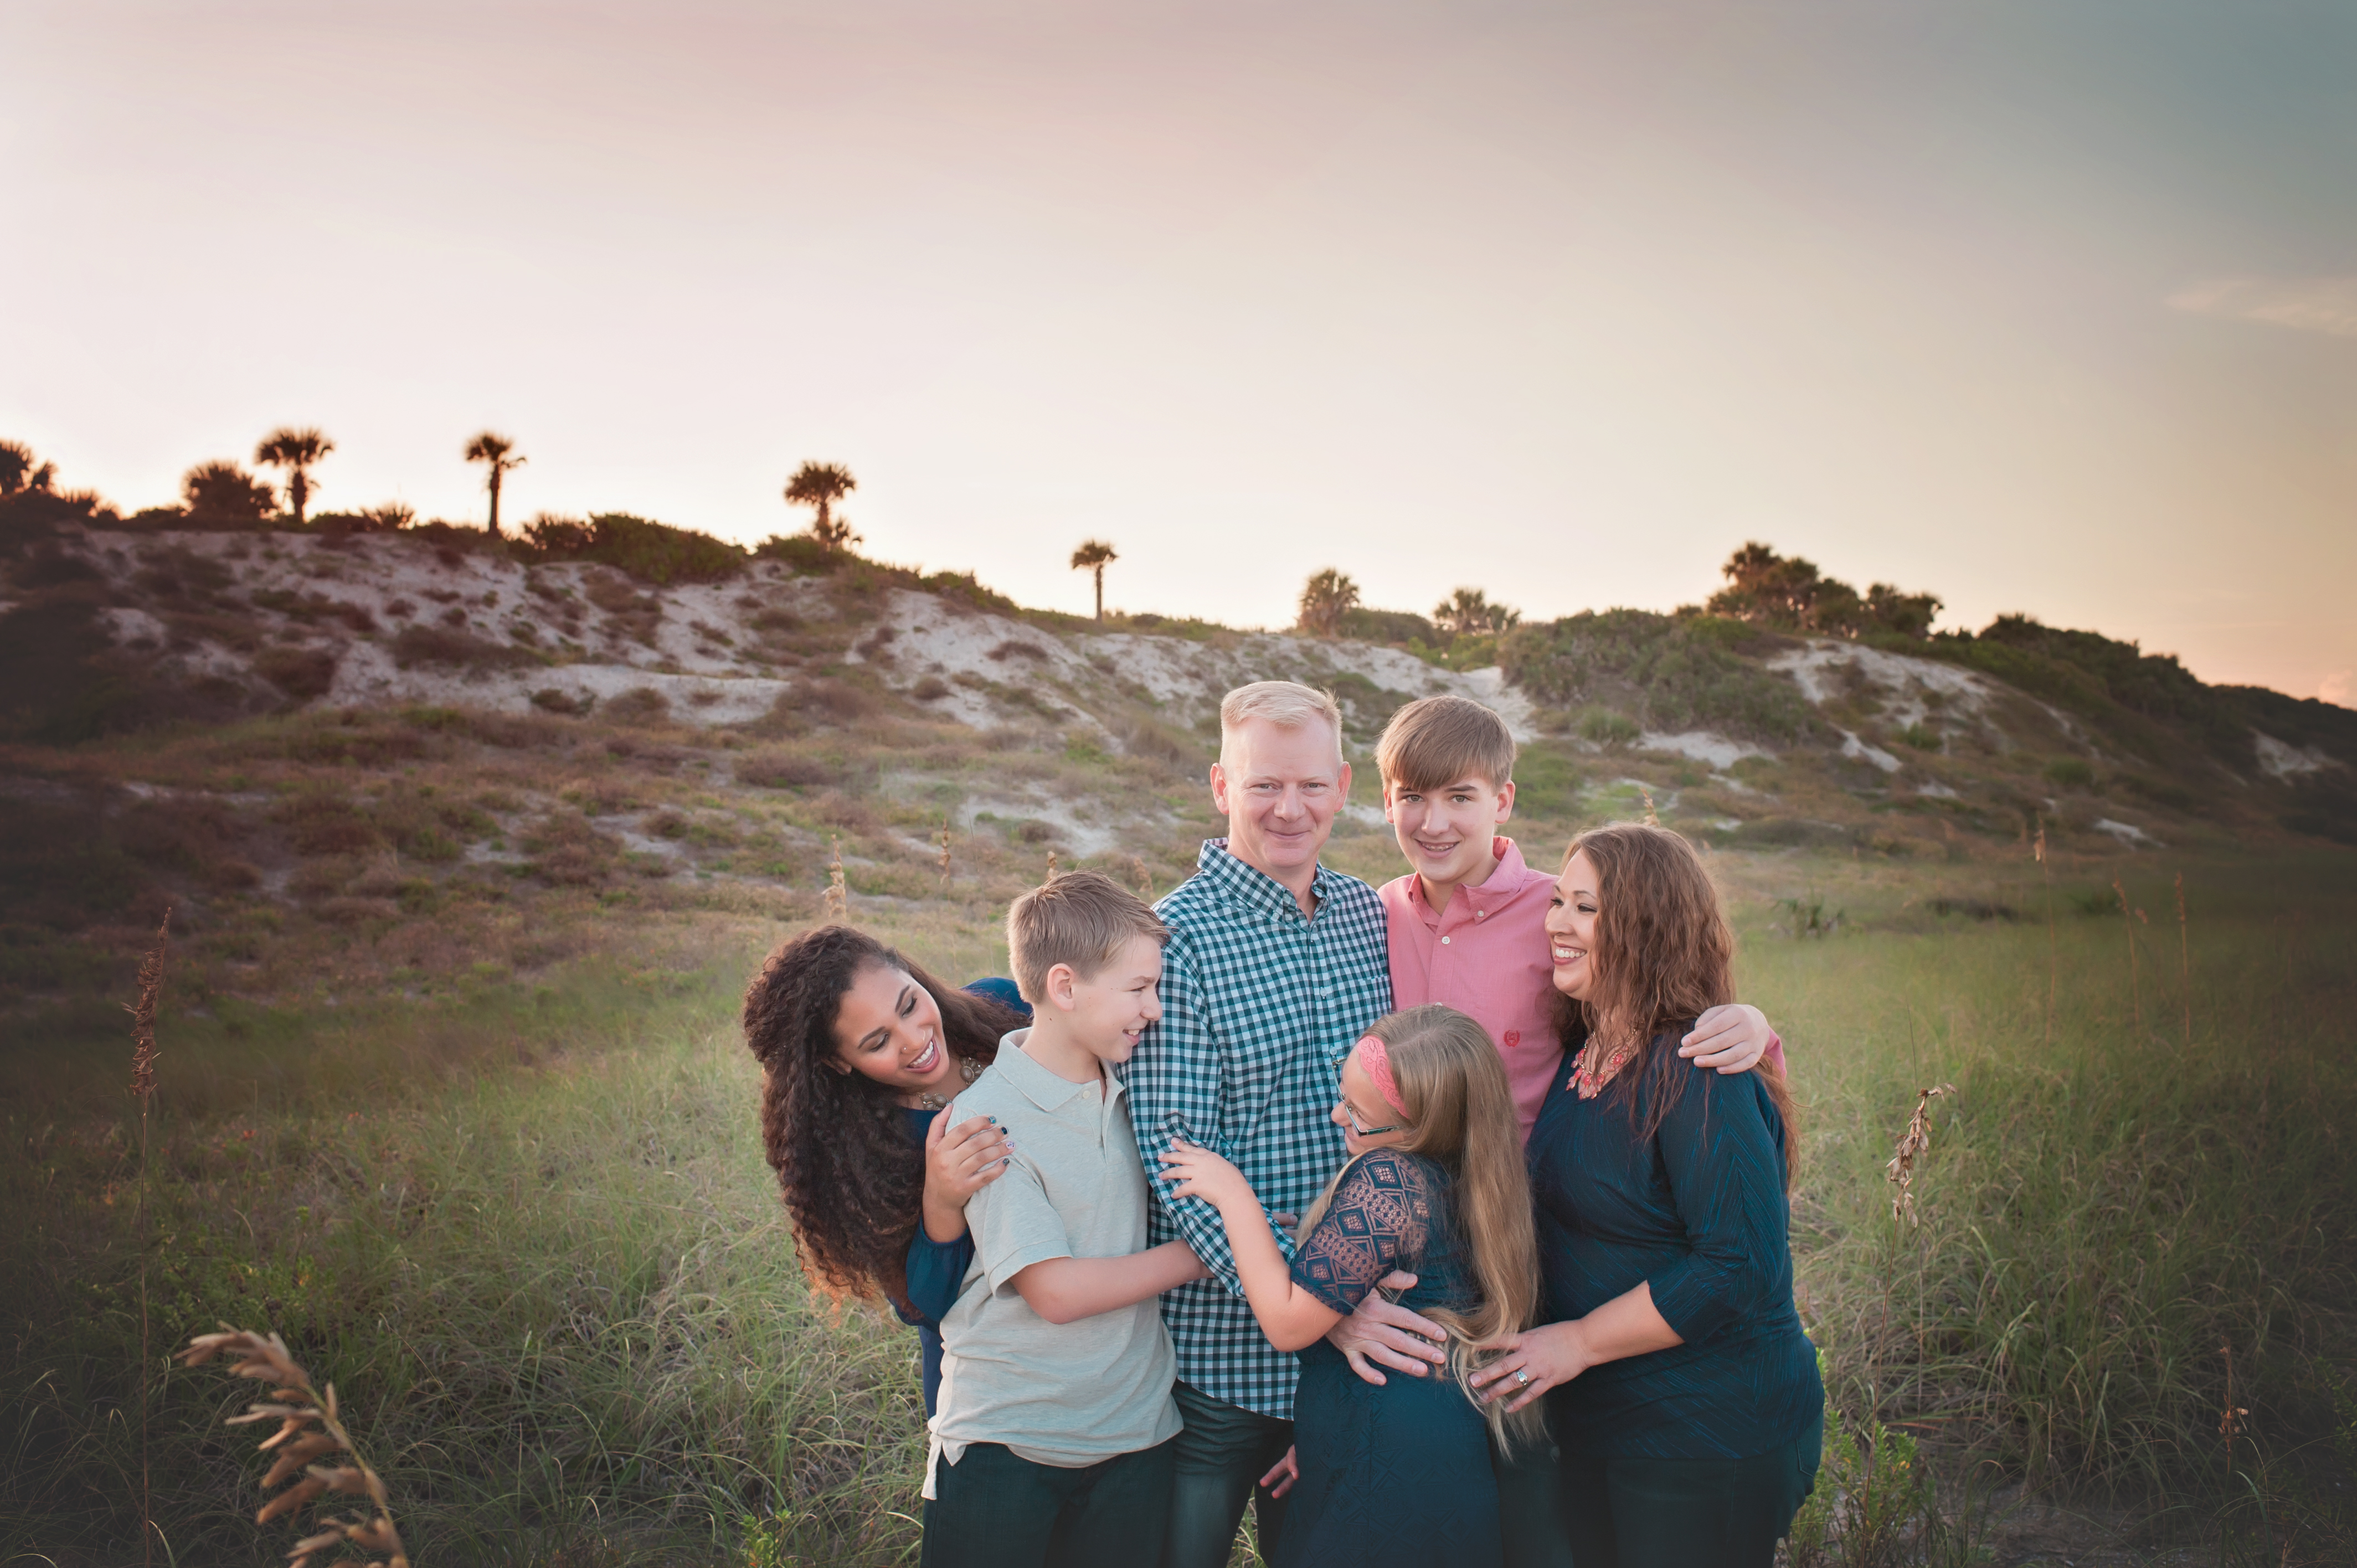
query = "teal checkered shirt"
(1124, 839, 1393, 1419)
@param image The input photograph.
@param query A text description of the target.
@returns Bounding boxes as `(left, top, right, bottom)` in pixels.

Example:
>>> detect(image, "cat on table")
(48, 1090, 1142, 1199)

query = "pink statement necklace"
(1568, 1038, 1638, 1099)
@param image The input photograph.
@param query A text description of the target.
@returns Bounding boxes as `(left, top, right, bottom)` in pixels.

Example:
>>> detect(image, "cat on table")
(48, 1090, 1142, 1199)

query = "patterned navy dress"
(1279, 1149, 1502, 1568)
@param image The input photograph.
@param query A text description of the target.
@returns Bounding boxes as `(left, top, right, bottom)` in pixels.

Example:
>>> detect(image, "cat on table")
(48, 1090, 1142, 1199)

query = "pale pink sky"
(6, 1, 2353, 700)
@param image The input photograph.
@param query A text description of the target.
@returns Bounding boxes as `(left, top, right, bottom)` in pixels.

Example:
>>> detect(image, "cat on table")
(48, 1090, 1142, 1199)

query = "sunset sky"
(6, 1, 2353, 701)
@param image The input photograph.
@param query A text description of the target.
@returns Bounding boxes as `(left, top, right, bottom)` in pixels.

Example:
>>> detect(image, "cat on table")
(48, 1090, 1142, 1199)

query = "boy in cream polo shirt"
(925, 871, 1205, 1568)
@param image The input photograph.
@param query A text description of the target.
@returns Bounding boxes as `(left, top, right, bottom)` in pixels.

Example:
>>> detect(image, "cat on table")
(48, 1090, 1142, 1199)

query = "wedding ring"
(1515, 1370, 1530, 1386)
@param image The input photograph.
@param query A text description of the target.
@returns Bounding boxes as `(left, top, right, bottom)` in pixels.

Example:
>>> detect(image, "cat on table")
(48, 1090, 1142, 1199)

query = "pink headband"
(1355, 1034, 1407, 1115)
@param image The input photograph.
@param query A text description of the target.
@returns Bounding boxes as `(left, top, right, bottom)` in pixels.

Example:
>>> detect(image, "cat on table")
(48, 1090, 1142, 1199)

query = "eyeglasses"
(1337, 1097, 1399, 1137)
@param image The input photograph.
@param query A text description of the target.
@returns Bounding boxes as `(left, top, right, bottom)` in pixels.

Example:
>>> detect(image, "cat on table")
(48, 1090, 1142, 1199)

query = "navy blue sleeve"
(1645, 1073, 1790, 1344)
(903, 1225, 975, 1326)
(961, 977, 1032, 1019)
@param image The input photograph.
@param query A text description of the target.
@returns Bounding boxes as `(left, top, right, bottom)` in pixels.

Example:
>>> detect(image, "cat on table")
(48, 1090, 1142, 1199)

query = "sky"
(5, 0, 2353, 702)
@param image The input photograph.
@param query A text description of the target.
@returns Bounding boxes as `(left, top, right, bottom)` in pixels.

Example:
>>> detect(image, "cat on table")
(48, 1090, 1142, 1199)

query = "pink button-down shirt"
(1379, 837, 1566, 1138)
(1379, 837, 1784, 1141)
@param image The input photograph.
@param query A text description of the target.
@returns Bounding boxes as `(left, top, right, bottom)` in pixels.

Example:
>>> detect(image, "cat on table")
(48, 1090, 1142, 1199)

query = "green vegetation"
(1500, 607, 1817, 741)
(519, 511, 749, 585)
(7, 844, 2351, 1565)
(7, 435, 2357, 1562)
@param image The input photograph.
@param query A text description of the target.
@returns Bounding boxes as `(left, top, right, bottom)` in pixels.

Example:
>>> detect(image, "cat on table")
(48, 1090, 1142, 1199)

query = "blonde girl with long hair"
(1160, 1004, 1536, 1568)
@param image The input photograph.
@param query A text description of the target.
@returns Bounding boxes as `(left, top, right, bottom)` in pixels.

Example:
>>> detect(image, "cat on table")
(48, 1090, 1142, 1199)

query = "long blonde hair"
(1303, 1004, 1543, 1446)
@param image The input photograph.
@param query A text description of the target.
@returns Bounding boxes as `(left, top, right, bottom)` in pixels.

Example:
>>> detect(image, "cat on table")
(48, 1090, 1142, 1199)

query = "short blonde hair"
(1376, 695, 1516, 794)
(1219, 680, 1344, 766)
(1005, 870, 1168, 1003)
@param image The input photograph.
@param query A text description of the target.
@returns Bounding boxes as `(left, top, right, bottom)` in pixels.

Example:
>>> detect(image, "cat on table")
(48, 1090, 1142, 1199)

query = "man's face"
(1208, 716, 1351, 882)
(1384, 773, 1515, 892)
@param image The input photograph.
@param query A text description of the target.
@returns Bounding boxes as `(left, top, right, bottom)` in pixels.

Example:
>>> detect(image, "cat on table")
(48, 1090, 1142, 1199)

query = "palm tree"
(0, 440, 55, 496)
(181, 461, 276, 525)
(1295, 568, 1361, 638)
(784, 462, 858, 551)
(464, 432, 527, 537)
(1070, 539, 1118, 621)
(1432, 586, 1521, 637)
(254, 427, 333, 527)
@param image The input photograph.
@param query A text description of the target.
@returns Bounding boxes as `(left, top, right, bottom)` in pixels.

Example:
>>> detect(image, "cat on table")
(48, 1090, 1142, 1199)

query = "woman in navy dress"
(743, 926, 1030, 1416)
(1161, 1004, 1542, 1568)
(1470, 825, 1821, 1567)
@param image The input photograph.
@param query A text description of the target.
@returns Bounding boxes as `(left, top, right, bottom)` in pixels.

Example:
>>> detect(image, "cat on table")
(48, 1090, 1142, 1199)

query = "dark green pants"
(1555, 1411, 1822, 1568)
(1161, 1380, 1293, 1568)
(923, 1436, 1177, 1568)
(1494, 1429, 1574, 1568)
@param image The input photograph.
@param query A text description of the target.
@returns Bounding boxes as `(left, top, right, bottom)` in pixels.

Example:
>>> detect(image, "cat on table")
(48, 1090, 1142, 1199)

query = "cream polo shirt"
(927, 1029, 1181, 1493)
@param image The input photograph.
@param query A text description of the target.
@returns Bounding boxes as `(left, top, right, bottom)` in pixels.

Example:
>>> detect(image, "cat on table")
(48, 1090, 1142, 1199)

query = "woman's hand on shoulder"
(923, 1110, 1013, 1221)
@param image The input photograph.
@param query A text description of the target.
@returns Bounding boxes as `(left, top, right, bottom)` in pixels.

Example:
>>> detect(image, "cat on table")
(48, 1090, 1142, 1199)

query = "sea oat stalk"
(823, 837, 848, 920)
(1886, 1084, 1955, 1227)
(937, 824, 953, 894)
(178, 1326, 411, 1567)
(2218, 1341, 2250, 1478)
(2034, 820, 2055, 1045)
(2113, 879, 2142, 1027)
(2175, 872, 2192, 1047)
(128, 908, 171, 1568)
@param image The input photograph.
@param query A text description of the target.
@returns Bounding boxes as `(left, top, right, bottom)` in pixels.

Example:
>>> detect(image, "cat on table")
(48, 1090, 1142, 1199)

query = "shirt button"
(1475, 910, 1486, 920)
(1441, 936, 1451, 945)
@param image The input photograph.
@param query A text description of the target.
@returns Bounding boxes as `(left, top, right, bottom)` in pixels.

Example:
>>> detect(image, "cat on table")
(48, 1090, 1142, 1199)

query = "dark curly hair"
(743, 925, 1026, 1312)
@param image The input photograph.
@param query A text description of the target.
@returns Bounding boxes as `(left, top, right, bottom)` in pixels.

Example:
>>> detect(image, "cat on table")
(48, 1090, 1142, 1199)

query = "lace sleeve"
(1289, 1152, 1438, 1316)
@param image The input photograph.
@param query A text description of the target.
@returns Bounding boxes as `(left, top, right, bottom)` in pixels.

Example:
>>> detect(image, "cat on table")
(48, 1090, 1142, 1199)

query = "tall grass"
(1743, 852, 2357, 1505)
(3, 850, 2351, 1563)
(6, 938, 965, 1566)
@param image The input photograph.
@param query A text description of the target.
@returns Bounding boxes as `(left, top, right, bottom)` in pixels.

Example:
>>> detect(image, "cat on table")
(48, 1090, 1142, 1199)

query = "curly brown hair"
(1551, 823, 1800, 1184)
(742, 925, 1026, 1311)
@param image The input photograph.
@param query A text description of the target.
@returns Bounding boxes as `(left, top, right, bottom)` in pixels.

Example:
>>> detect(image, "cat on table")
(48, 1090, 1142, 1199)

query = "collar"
(992, 1027, 1120, 1112)
(1195, 837, 1340, 923)
(1408, 836, 1541, 924)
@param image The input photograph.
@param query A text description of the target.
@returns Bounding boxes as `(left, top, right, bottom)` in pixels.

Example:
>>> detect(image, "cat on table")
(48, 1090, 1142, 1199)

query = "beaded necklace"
(1567, 1036, 1639, 1098)
(913, 1053, 984, 1111)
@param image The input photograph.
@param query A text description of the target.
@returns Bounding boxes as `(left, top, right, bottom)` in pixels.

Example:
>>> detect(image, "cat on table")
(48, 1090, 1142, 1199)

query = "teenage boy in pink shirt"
(1357, 694, 1787, 1568)
(1373, 695, 1784, 1139)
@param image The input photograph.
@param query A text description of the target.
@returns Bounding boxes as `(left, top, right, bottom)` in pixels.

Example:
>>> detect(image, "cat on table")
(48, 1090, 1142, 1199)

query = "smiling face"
(1543, 848, 1603, 1000)
(831, 962, 959, 1101)
(1331, 1050, 1413, 1157)
(1209, 716, 1351, 888)
(1049, 931, 1166, 1066)
(1385, 772, 1515, 901)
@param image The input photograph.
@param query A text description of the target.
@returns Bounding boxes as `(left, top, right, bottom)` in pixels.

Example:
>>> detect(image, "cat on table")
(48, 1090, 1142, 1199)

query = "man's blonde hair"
(1218, 680, 1345, 766)
(1005, 870, 1168, 1004)
(1375, 695, 1517, 795)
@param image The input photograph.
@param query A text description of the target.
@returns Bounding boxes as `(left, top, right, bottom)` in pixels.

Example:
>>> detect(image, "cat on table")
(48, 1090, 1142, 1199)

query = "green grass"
(5, 850, 2354, 1565)
(1742, 850, 2357, 1558)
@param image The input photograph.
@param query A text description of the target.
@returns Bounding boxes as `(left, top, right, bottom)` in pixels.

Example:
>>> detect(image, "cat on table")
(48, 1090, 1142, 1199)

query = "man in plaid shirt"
(1128, 680, 1424, 1568)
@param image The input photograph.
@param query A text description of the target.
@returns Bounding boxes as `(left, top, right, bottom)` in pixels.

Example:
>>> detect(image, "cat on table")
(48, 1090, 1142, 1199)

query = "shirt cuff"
(1646, 1261, 1735, 1345)
(982, 1241, 1074, 1294)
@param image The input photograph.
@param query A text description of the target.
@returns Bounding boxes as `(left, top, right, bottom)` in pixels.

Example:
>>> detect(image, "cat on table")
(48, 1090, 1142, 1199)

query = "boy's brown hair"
(1375, 695, 1517, 795)
(1006, 870, 1169, 1003)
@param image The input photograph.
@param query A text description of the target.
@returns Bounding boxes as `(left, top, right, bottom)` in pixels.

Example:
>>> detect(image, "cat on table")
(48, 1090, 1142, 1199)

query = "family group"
(741, 682, 1823, 1568)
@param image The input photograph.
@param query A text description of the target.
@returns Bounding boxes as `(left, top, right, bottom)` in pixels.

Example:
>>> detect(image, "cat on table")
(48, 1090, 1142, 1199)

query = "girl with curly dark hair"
(743, 923, 1030, 1415)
